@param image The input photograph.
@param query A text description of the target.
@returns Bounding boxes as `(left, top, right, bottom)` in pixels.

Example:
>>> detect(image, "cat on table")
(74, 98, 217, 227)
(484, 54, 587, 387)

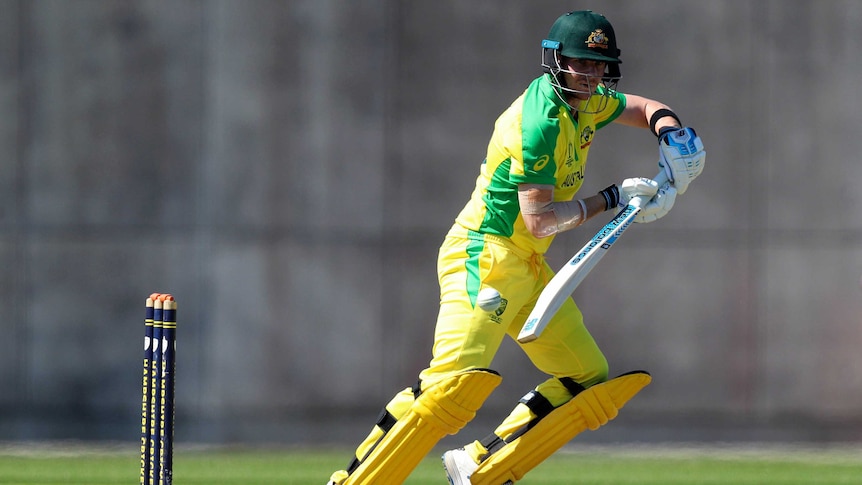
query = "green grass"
(1, 443, 861, 484)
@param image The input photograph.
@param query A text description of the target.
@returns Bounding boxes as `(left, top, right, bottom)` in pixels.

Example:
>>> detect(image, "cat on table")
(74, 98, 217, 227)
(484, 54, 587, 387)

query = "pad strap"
(519, 390, 555, 417)
(345, 408, 399, 474)
(479, 434, 506, 458)
(479, 390, 556, 459)
(558, 376, 586, 397)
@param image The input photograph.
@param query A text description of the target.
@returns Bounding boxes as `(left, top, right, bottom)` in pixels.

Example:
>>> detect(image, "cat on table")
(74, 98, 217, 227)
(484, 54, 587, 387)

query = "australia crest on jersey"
(580, 126, 594, 149)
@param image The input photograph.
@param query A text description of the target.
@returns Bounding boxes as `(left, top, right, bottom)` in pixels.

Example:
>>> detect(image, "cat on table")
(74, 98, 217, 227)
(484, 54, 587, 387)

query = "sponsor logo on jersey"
(534, 154, 550, 171)
(562, 169, 584, 188)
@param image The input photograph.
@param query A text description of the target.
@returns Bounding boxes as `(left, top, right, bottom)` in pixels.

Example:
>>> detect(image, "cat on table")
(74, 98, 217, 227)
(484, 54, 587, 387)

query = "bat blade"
(517, 171, 668, 343)
(517, 205, 639, 342)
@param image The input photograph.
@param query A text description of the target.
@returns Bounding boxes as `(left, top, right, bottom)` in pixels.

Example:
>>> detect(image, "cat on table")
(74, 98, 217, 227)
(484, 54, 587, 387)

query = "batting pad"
(470, 371, 650, 485)
(342, 368, 502, 485)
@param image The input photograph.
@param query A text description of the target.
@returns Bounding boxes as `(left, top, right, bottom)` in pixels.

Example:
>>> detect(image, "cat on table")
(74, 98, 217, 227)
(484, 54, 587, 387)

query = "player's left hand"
(620, 177, 677, 223)
(658, 127, 705, 195)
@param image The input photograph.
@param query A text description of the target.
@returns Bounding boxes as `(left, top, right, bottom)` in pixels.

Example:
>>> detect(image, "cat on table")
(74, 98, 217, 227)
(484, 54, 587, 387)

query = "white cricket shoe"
(442, 448, 478, 485)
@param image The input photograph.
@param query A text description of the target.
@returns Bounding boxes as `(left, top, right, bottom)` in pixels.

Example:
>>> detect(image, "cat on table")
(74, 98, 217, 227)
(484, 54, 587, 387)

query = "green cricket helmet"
(542, 10, 622, 112)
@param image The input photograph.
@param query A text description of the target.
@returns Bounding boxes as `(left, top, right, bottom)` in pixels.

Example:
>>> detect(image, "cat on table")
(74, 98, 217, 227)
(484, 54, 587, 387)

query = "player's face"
(560, 57, 607, 100)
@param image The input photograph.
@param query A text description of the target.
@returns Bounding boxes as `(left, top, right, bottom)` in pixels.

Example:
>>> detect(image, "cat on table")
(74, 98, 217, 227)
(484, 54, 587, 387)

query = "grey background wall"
(2, 0, 861, 446)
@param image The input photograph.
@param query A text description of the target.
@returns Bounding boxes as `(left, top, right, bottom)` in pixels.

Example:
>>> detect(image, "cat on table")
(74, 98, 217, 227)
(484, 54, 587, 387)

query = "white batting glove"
(658, 127, 705, 195)
(620, 177, 677, 223)
(637, 183, 676, 223)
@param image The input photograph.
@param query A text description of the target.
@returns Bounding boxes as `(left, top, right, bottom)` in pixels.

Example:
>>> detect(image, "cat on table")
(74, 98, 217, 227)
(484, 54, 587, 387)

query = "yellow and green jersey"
(453, 73, 626, 255)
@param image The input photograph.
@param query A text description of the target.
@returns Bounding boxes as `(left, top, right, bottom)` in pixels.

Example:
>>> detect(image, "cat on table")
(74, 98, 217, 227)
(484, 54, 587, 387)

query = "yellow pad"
(470, 371, 650, 485)
(342, 369, 501, 485)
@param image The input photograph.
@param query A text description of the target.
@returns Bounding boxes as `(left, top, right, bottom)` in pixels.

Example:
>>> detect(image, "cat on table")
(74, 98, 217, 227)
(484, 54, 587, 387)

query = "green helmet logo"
(545, 10, 621, 66)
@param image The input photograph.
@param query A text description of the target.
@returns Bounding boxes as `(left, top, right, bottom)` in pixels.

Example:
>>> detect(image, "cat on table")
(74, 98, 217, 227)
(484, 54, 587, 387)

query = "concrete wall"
(2, 0, 861, 444)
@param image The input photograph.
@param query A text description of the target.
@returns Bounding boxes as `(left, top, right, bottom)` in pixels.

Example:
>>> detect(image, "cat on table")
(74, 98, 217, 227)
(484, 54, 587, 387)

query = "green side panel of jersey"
(513, 80, 561, 186)
(478, 158, 520, 238)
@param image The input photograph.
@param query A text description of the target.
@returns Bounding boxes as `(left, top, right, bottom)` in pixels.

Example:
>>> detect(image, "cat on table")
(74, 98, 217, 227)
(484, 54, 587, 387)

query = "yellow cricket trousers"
(419, 225, 609, 407)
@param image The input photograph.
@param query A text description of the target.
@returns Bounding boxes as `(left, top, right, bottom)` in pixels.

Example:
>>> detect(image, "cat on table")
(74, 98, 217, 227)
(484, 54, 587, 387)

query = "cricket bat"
(517, 171, 669, 343)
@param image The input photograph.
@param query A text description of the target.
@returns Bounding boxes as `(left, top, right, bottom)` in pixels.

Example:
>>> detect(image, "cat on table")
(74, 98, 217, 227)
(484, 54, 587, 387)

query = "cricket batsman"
(326, 10, 705, 484)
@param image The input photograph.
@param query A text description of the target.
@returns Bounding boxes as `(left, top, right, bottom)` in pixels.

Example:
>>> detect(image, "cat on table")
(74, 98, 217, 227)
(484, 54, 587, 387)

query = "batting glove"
(620, 177, 677, 223)
(658, 127, 705, 195)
